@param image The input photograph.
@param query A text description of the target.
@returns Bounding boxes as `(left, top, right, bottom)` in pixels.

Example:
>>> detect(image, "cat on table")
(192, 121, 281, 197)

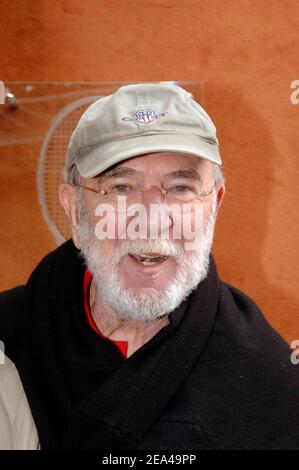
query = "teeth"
(130, 254, 168, 265)
(141, 259, 158, 266)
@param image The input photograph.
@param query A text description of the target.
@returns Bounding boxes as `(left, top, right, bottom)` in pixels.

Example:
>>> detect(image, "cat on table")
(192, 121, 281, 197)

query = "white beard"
(78, 195, 217, 322)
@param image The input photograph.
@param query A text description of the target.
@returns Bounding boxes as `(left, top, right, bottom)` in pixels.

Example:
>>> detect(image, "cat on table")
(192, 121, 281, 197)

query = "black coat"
(0, 240, 298, 449)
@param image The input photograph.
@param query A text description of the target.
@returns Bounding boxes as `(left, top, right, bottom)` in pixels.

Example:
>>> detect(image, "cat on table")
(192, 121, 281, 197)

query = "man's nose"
(141, 185, 164, 205)
(140, 185, 173, 238)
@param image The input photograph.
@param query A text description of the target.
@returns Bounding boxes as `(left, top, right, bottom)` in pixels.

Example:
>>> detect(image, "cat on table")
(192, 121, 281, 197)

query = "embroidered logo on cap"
(135, 108, 157, 124)
(122, 108, 167, 124)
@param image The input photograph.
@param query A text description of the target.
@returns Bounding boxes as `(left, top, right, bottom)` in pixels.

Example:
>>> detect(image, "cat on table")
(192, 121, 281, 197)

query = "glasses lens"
(98, 178, 142, 212)
(163, 180, 204, 203)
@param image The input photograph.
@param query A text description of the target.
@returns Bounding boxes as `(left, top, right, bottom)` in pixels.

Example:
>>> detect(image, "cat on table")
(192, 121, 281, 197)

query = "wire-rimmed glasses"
(72, 176, 215, 213)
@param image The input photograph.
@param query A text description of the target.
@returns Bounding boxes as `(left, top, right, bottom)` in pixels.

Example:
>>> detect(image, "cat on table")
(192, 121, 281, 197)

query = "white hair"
(64, 164, 80, 185)
(214, 163, 225, 188)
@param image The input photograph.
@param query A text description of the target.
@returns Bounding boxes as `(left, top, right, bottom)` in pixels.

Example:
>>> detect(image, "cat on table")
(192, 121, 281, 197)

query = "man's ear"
(216, 184, 225, 213)
(58, 183, 81, 248)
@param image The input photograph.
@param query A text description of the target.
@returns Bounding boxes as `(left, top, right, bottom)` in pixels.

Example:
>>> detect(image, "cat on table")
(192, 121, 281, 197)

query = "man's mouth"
(129, 253, 169, 266)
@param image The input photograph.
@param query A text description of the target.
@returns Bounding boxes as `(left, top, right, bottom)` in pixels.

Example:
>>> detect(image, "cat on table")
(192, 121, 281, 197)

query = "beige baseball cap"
(66, 83, 222, 178)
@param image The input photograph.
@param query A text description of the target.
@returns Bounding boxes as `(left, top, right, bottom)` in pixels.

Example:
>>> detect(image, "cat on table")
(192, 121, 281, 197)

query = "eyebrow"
(94, 166, 201, 181)
(164, 169, 202, 182)
(95, 167, 141, 180)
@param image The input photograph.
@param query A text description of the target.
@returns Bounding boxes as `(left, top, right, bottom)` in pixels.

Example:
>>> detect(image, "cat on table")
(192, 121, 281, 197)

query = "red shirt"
(83, 270, 128, 359)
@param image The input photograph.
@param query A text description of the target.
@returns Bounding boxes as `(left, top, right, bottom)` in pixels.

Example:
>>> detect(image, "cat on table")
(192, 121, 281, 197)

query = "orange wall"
(0, 0, 298, 343)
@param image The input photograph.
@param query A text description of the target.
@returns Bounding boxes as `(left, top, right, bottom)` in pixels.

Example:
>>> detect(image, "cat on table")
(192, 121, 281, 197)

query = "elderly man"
(0, 83, 298, 450)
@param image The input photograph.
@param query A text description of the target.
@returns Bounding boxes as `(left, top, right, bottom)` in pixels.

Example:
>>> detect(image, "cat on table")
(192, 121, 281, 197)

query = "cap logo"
(122, 108, 167, 124)
(135, 108, 157, 124)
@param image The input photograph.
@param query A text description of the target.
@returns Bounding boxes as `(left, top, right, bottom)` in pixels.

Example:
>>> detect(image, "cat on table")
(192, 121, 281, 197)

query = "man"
(0, 83, 298, 449)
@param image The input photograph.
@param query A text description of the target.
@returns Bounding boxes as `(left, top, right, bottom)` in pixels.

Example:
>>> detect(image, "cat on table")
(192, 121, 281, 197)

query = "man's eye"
(170, 185, 192, 193)
(112, 184, 131, 193)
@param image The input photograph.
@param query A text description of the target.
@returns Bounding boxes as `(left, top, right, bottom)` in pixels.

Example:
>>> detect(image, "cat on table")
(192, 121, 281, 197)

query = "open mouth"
(129, 253, 169, 266)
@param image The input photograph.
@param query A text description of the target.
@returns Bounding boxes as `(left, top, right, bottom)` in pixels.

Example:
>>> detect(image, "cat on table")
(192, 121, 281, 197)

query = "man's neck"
(89, 278, 170, 357)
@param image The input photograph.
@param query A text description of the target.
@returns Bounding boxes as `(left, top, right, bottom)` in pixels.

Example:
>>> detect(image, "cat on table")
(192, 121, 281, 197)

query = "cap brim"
(76, 133, 222, 178)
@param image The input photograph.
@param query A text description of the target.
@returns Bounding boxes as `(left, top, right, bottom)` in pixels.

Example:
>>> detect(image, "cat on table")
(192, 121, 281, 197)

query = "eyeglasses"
(72, 177, 215, 211)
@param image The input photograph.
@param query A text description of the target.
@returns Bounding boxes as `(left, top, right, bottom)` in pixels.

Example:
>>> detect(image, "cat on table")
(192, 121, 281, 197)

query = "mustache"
(115, 238, 184, 262)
